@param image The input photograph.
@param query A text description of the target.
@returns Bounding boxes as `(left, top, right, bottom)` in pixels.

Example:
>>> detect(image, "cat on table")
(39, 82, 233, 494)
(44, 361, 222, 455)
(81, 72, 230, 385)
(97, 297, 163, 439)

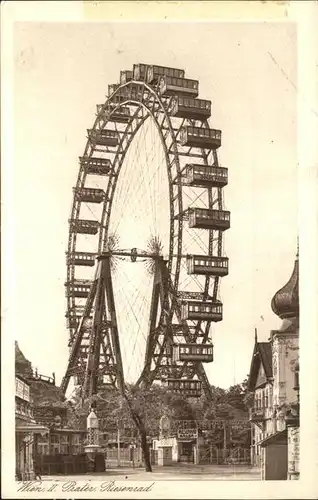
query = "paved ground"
(44, 464, 261, 481)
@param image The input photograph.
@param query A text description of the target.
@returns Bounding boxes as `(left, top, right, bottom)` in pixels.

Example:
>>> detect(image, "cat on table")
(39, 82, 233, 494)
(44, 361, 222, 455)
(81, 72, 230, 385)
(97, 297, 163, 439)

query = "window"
(60, 434, 70, 444)
(51, 434, 60, 444)
(72, 445, 82, 454)
(60, 444, 70, 455)
(38, 444, 49, 455)
(50, 444, 60, 454)
(38, 434, 49, 445)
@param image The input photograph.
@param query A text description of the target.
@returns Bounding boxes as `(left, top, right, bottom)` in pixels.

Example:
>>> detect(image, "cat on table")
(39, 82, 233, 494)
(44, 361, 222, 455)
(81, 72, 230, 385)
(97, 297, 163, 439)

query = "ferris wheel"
(61, 63, 230, 402)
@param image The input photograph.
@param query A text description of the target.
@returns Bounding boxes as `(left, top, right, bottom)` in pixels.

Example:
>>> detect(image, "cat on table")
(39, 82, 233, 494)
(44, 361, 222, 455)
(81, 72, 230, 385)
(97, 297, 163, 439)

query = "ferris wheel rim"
(65, 69, 225, 390)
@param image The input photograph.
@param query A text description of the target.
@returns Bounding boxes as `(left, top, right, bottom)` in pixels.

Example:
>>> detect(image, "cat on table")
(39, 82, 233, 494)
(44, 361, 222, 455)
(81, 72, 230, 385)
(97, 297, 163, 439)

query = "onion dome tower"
(271, 244, 299, 333)
(270, 241, 299, 414)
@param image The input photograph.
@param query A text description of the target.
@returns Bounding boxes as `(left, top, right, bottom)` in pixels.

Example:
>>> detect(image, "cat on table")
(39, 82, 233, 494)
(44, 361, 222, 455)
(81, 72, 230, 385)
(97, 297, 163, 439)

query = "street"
(43, 464, 261, 481)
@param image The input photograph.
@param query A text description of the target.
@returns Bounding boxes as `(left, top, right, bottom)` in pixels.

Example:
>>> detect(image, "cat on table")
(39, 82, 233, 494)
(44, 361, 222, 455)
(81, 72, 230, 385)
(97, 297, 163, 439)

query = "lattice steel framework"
(61, 63, 230, 402)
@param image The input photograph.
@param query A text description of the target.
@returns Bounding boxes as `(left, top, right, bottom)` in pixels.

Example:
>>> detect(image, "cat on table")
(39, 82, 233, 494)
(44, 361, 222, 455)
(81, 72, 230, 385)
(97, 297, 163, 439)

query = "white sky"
(11, 21, 298, 389)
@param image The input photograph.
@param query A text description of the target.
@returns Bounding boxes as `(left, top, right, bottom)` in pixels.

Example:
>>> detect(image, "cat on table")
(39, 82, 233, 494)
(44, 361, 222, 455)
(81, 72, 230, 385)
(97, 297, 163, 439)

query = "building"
(15, 343, 89, 476)
(31, 386, 88, 474)
(15, 375, 49, 480)
(152, 414, 201, 465)
(247, 338, 274, 467)
(247, 248, 300, 480)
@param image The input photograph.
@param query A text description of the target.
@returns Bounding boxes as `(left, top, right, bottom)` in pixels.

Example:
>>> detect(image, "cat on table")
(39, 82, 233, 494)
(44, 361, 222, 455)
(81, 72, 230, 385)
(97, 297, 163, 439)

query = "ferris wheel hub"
(97, 248, 167, 262)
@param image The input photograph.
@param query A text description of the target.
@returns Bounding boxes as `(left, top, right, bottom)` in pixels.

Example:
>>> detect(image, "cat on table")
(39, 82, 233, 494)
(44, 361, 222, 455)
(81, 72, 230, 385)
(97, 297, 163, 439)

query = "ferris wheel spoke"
(114, 264, 151, 339)
(114, 121, 168, 248)
(113, 264, 153, 380)
(108, 119, 144, 232)
(111, 117, 166, 245)
(112, 130, 146, 224)
(143, 114, 166, 219)
(111, 164, 150, 242)
(136, 121, 157, 230)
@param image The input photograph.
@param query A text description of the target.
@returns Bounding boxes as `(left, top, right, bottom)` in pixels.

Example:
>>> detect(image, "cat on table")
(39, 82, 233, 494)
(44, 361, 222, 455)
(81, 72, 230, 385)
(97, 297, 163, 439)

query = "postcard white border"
(1, 1, 318, 498)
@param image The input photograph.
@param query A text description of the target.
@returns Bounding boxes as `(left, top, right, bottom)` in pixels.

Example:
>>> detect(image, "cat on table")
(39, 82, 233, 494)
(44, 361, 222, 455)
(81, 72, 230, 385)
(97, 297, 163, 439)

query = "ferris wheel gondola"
(62, 62, 230, 401)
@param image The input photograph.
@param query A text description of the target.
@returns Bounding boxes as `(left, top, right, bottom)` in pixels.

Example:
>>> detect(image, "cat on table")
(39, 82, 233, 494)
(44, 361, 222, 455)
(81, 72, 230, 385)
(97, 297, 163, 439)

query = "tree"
(225, 378, 250, 411)
(68, 385, 154, 472)
(120, 387, 152, 472)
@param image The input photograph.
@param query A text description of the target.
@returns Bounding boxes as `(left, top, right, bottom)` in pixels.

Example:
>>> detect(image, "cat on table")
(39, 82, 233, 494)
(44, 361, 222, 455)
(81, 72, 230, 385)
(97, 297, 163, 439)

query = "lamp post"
(84, 406, 102, 473)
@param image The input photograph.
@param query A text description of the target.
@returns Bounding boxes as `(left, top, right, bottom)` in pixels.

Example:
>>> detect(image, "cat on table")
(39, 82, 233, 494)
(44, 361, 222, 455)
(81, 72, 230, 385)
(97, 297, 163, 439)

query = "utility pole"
(195, 421, 199, 465)
(223, 420, 227, 462)
(117, 420, 121, 467)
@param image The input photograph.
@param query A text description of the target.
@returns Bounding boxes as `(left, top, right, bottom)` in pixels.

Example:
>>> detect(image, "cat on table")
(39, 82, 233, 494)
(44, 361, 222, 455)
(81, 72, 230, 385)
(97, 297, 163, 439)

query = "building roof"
(271, 251, 299, 321)
(15, 423, 49, 435)
(50, 428, 87, 434)
(258, 342, 273, 378)
(259, 429, 287, 447)
(247, 341, 273, 391)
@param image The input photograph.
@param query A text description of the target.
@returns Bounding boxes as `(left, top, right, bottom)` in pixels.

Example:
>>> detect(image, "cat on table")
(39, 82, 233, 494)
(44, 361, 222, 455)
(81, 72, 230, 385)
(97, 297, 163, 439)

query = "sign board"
(156, 437, 176, 448)
(15, 377, 30, 402)
(177, 428, 198, 440)
(33, 406, 67, 426)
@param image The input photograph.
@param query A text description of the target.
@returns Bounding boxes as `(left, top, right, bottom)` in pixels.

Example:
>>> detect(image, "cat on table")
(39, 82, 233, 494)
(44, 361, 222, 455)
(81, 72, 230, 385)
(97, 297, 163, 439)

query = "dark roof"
(258, 342, 273, 379)
(247, 341, 273, 391)
(271, 256, 299, 320)
(259, 429, 287, 447)
(15, 341, 33, 379)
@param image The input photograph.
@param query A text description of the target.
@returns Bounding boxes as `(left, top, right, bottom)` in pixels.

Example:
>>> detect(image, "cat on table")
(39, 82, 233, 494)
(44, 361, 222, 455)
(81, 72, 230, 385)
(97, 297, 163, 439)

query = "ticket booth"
(158, 446, 173, 466)
(177, 428, 198, 464)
